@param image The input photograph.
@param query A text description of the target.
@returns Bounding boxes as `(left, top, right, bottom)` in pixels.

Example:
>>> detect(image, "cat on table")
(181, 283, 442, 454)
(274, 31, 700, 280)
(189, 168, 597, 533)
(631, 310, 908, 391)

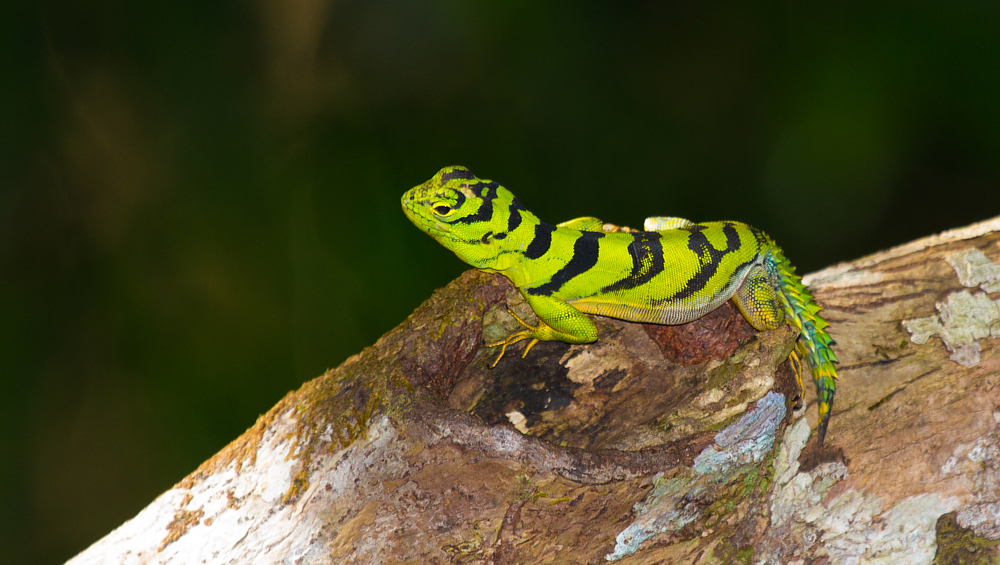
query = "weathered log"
(67, 216, 1000, 564)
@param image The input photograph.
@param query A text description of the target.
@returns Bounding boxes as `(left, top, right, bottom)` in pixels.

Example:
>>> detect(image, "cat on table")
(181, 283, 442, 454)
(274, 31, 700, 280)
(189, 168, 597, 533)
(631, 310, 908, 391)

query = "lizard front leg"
(488, 293, 598, 367)
(557, 217, 606, 232)
(559, 217, 646, 233)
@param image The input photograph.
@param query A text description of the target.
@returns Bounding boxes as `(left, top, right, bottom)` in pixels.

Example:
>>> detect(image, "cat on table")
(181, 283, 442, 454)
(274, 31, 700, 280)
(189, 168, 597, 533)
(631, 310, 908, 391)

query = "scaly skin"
(402, 166, 839, 445)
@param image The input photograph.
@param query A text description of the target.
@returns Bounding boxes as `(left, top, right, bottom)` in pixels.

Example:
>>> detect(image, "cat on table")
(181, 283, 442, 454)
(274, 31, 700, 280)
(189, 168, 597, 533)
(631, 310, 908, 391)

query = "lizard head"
(402, 166, 533, 270)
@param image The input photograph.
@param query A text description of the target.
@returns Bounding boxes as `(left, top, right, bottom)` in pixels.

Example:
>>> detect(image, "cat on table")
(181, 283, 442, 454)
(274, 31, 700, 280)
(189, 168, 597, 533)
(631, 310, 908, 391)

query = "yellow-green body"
(402, 166, 838, 445)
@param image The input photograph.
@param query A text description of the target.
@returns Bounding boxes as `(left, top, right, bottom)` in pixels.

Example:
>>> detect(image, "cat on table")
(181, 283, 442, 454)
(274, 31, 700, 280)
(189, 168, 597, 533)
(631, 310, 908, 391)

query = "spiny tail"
(769, 246, 838, 446)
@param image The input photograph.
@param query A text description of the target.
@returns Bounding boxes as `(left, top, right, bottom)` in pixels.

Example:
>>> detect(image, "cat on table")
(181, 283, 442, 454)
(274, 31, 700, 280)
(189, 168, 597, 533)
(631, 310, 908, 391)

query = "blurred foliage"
(2, 1, 999, 563)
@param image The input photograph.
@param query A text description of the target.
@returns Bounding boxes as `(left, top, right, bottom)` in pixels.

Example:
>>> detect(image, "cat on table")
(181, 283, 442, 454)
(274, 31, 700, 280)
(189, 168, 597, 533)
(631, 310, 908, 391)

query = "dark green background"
(3, 1, 1000, 563)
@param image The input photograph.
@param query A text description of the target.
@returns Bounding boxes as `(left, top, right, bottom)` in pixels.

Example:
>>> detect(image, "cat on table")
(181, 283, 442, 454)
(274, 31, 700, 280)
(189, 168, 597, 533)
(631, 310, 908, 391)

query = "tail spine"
(768, 246, 838, 445)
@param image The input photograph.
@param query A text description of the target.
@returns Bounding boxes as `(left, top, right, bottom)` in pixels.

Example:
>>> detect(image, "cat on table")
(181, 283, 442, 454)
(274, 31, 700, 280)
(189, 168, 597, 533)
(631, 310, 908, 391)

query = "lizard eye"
(433, 205, 453, 216)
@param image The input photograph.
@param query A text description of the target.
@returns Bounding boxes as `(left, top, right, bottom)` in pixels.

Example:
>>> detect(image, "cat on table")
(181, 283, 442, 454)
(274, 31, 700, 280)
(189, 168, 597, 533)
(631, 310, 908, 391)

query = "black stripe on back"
(527, 232, 603, 296)
(524, 223, 556, 259)
(452, 182, 497, 225)
(601, 231, 665, 293)
(441, 168, 476, 181)
(656, 223, 742, 302)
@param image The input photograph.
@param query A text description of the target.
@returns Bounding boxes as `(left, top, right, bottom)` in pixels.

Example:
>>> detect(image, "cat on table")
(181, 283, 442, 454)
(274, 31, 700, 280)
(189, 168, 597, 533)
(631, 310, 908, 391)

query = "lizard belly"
(567, 254, 763, 326)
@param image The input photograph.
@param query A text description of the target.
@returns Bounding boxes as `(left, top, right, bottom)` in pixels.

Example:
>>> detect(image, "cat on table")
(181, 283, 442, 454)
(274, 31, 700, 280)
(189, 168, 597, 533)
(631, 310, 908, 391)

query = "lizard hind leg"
(644, 216, 695, 231)
(734, 266, 811, 410)
(732, 265, 785, 331)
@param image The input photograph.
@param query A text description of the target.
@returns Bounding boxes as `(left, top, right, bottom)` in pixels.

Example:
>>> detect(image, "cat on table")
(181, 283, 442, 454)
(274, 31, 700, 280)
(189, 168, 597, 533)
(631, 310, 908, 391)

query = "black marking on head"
(441, 168, 476, 182)
(507, 198, 526, 234)
(481, 231, 493, 244)
(524, 223, 556, 260)
(527, 232, 604, 296)
(453, 191, 466, 209)
(453, 182, 497, 225)
(494, 232, 507, 240)
(658, 223, 743, 302)
(601, 231, 665, 294)
(473, 181, 498, 198)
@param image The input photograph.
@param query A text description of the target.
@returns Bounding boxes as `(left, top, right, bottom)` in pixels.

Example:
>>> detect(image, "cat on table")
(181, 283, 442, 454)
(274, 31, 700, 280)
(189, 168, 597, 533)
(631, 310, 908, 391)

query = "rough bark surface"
(67, 216, 1000, 565)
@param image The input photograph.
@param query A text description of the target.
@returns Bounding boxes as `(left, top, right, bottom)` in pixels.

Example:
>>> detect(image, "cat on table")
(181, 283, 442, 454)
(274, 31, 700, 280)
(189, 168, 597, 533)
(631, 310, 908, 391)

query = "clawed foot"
(487, 309, 541, 367)
(789, 349, 806, 408)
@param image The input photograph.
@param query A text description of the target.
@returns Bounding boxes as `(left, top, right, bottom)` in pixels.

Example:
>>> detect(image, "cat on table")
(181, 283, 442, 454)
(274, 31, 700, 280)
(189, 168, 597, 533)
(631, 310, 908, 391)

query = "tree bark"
(67, 216, 1000, 565)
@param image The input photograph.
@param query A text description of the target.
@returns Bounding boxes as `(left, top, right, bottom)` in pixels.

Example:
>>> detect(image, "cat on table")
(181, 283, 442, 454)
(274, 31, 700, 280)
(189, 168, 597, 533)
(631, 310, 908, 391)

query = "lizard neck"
(500, 222, 584, 289)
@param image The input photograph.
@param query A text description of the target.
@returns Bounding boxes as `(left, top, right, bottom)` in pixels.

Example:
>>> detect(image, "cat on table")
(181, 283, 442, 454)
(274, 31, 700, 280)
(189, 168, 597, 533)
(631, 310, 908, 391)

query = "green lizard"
(402, 166, 839, 445)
